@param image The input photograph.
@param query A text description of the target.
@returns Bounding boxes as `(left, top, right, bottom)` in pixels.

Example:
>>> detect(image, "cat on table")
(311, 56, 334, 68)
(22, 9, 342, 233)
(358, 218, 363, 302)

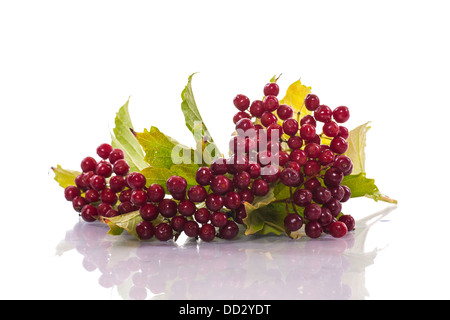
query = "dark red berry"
(333, 106, 350, 123)
(130, 189, 147, 207)
(108, 148, 125, 164)
(329, 221, 348, 238)
(81, 204, 97, 222)
(305, 221, 322, 238)
(211, 158, 228, 175)
(127, 172, 147, 190)
(72, 196, 87, 212)
(233, 111, 251, 124)
(287, 136, 303, 149)
(304, 203, 322, 221)
(314, 105, 333, 123)
(219, 221, 239, 240)
(139, 203, 159, 221)
(299, 124, 316, 141)
(293, 189, 312, 207)
(195, 166, 213, 186)
(264, 82, 280, 97)
(100, 188, 118, 206)
(113, 159, 130, 176)
(339, 214, 355, 231)
(155, 223, 173, 241)
(166, 175, 187, 195)
(260, 112, 278, 127)
(304, 94, 320, 111)
(251, 178, 269, 197)
(171, 216, 187, 232)
(136, 220, 155, 240)
(89, 174, 106, 191)
(199, 224, 216, 242)
(280, 167, 303, 187)
(195, 208, 211, 224)
(109, 175, 127, 193)
(205, 193, 224, 211)
(187, 185, 207, 203)
(210, 212, 228, 227)
(117, 201, 134, 215)
(263, 95, 279, 112)
(98, 202, 114, 215)
(96, 160, 113, 177)
(210, 175, 232, 195)
(64, 186, 80, 201)
(330, 136, 349, 154)
(283, 118, 299, 136)
(233, 94, 250, 111)
(249, 100, 264, 118)
(158, 199, 178, 218)
(178, 199, 196, 217)
(224, 192, 241, 210)
(277, 104, 293, 120)
(147, 184, 165, 203)
(81, 157, 97, 173)
(284, 213, 303, 232)
(96, 143, 113, 159)
(184, 220, 199, 237)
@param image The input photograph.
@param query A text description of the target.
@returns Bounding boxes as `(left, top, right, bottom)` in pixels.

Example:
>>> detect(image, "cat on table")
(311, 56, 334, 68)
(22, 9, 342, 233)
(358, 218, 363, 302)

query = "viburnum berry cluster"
(228, 81, 355, 238)
(63, 143, 240, 242)
(61, 79, 359, 242)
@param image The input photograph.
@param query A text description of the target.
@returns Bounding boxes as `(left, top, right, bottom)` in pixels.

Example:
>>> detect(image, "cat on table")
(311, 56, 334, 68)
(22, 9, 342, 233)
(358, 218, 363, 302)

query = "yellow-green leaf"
(51, 165, 80, 188)
(345, 122, 371, 175)
(279, 79, 312, 118)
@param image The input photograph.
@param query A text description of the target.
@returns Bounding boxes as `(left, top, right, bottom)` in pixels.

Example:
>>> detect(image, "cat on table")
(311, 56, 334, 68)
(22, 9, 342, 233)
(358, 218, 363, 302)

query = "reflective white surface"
(2, 0, 450, 300)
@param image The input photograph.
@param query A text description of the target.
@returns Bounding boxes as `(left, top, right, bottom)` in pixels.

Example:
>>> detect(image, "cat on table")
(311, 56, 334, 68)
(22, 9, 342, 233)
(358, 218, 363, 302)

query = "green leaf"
(136, 126, 195, 169)
(141, 163, 200, 192)
(342, 173, 397, 204)
(345, 122, 371, 175)
(51, 165, 80, 188)
(111, 99, 148, 173)
(181, 73, 221, 161)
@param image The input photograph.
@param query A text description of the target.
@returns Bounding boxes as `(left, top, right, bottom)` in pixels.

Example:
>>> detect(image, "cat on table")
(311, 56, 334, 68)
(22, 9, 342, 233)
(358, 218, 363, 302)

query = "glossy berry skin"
(109, 175, 127, 193)
(234, 205, 247, 224)
(210, 175, 232, 195)
(100, 188, 118, 206)
(261, 165, 280, 183)
(64, 186, 80, 201)
(210, 212, 228, 227)
(314, 105, 332, 123)
(260, 112, 278, 127)
(139, 203, 159, 221)
(155, 223, 173, 241)
(333, 106, 350, 123)
(305, 221, 323, 238)
(322, 121, 340, 137)
(303, 160, 321, 176)
(224, 192, 242, 210)
(118, 202, 133, 215)
(280, 168, 303, 187)
(341, 185, 351, 202)
(282, 118, 299, 136)
(264, 82, 280, 96)
(96, 143, 113, 159)
(130, 189, 147, 207)
(188, 185, 207, 203)
(238, 189, 254, 204)
(184, 220, 200, 237)
(166, 175, 187, 195)
(318, 149, 335, 165)
(318, 207, 333, 227)
(339, 214, 355, 231)
(304, 143, 321, 159)
(89, 174, 107, 191)
(263, 95, 279, 112)
(326, 198, 342, 217)
(299, 124, 316, 141)
(247, 163, 261, 179)
(233, 94, 250, 111)
(113, 159, 130, 176)
(104, 209, 119, 218)
(171, 216, 187, 232)
(293, 189, 312, 207)
(81, 204, 97, 222)
(158, 199, 178, 218)
(233, 111, 251, 124)
(96, 161, 113, 178)
(249, 100, 264, 118)
(300, 115, 317, 127)
(329, 185, 345, 201)
(211, 158, 229, 175)
(289, 149, 307, 166)
(147, 184, 166, 203)
(233, 171, 251, 190)
(199, 224, 216, 242)
(287, 136, 303, 150)
(108, 148, 125, 164)
(83, 190, 99, 205)
(329, 221, 348, 238)
(304, 203, 322, 221)
(127, 172, 147, 190)
(277, 104, 293, 120)
(235, 118, 255, 133)
(324, 167, 344, 187)
(334, 155, 352, 173)
(119, 189, 132, 203)
(304, 178, 321, 191)
(251, 178, 269, 196)
(330, 136, 349, 154)
(205, 193, 224, 211)
(98, 202, 114, 216)
(284, 214, 303, 232)
(304, 94, 320, 111)
(195, 167, 213, 186)
(178, 199, 196, 216)
(313, 186, 332, 204)
(195, 208, 211, 224)
(80, 157, 97, 173)
(136, 221, 155, 240)
(219, 221, 239, 240)
(338, 126, 349, 139)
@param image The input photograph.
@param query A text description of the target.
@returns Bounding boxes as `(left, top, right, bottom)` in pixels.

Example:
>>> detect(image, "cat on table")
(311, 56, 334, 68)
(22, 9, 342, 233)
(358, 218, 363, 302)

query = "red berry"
(264, 82, 280, 97)
(282, 118, 299, 136)
(96, 143, 113, 159)
(81, 204, 97, 222)
(249, 100, 264, 118)
(233, 94, 250, 111)
(64, 186, 80, 201)
(113, 159, 130, 176)
(210, 212, 228, 227)
(194, 208, 211, 224)
(89, 174, 106, 191)
(314, 105, 332, 123)
(219, 221, 239, 240)
(184, 220, 200, 237)
(333, 106, 350, 123)
(339, 214, 355, 231)
(233, 111, 251, 124)
(108, 148, 125, 164)
(72, 196, 87, 212)
(263, 95, 279, 112)
(260, 112, 278, 127)
(277, 104, 293, 120)
(81, 157, 97, 173)
(136, 221, 155, 240)
(166, 175, 187, 195)
(322, 121, 339, 137)
(130, 189, 147, 207)
(199, 224, 216, 242)
(329, 221, 348, 238)
(299, 124, 316, 141)
(155, 223, 173, 241)
(139, 203, 159, 221)
(147, 184, 165, 202)
(127, 172, 147, 190)
(96, 160, 113, 177)
(284, 213, 303, 231)
(304, 94, 320, 111)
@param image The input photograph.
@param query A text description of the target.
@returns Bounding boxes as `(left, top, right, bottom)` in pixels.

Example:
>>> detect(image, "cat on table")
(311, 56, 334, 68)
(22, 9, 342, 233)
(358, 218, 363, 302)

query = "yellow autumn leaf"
(279, 79, 312, 119)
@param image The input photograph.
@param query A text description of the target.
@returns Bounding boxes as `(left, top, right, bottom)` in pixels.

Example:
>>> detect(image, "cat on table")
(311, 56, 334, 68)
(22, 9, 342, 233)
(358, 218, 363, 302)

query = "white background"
(1, 0, 449, 300)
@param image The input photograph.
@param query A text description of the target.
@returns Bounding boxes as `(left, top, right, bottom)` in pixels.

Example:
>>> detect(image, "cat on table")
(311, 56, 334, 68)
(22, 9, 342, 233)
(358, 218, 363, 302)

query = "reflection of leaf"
(136, 126, 195, 169)
(345, 122, 371, 175)
(111, 99, 148, 173)
(51, 165, 80, 188)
